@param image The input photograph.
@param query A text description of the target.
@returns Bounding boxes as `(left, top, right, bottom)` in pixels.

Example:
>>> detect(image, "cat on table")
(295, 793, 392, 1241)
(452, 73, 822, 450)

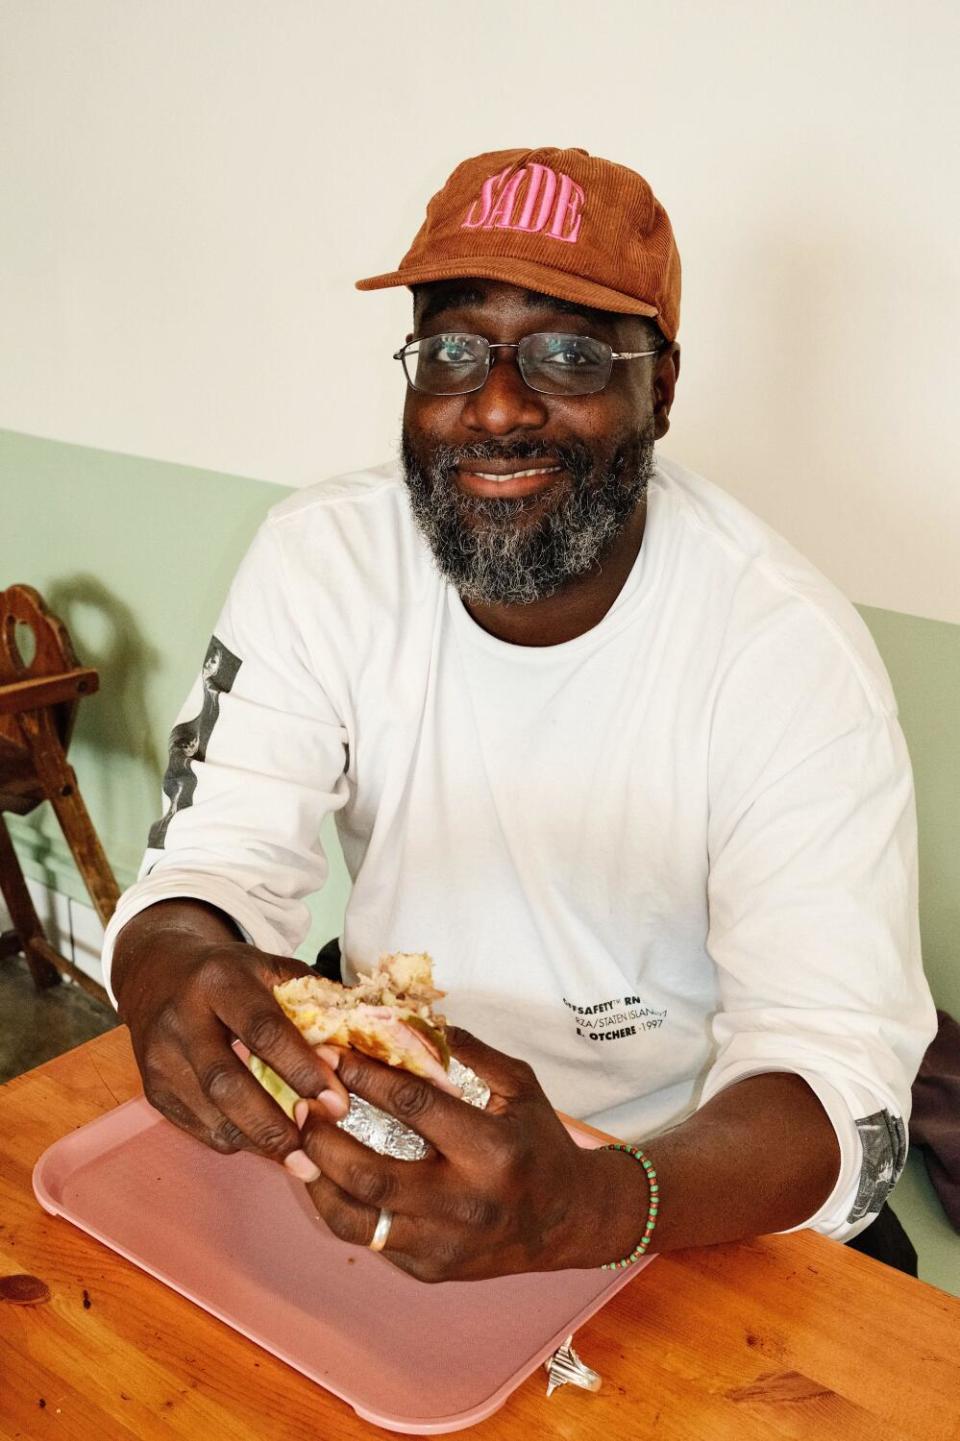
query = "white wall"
(2, 0, 958, 622)
(0, 880, 103, 988)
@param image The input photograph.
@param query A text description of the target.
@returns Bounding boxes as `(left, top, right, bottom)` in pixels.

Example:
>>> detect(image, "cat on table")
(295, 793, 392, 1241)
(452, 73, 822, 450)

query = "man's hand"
(295, 1029, 844, 1279)
(296, 1028, 642, 1282)
(112, 900, 349, 1175)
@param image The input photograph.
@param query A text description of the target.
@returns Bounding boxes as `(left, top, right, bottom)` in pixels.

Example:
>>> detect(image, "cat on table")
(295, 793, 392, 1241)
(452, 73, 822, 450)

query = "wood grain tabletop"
(2, 1025, 959, 1441)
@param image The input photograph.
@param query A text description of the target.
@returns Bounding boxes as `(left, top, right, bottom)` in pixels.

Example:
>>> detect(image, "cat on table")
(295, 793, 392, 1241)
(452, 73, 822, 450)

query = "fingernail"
(316, 1045, 340, 1071)
(317, 1088, 348, 1120)
(284, 1148, 321, 1183)
(293, 1099, 309, 1129)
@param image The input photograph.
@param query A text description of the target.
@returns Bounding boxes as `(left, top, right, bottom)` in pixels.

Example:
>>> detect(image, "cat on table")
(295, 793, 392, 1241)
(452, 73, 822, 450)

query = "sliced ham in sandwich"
(271, 951, 459, 1095)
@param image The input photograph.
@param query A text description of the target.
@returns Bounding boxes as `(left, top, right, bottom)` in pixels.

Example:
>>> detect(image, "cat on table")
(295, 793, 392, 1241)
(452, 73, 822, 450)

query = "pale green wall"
(2, 428, 958, 999)
(857, 606, 960, 1017)
(0, 428, 351, 960)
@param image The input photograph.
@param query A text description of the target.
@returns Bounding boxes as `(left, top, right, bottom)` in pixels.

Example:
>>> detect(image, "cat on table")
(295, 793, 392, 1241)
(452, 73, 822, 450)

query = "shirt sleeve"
(100, 519, 350, 1007)
(701, 599, 937, 1242)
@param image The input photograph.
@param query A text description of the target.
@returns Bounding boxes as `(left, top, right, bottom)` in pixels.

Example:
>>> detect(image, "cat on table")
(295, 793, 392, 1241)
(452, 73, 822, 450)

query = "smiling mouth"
(469, 466, 562, 482)
(455, 462, 565, 500)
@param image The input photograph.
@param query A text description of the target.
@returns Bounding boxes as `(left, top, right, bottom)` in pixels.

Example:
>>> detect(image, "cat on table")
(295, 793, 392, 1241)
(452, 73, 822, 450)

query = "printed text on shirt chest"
(562, 994, 668, 1043)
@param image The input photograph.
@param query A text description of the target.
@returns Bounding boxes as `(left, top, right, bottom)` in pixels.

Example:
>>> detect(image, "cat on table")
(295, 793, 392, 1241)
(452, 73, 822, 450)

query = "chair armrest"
(0, 667, 99, 715)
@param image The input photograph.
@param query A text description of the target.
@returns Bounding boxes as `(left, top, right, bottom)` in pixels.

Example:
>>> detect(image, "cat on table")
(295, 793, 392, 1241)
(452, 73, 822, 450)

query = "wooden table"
(2, 1028, 960, 1441)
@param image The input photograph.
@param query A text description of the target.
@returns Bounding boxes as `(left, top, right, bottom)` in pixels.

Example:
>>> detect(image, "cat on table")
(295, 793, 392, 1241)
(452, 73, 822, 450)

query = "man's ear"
(653, 344, 680, 440)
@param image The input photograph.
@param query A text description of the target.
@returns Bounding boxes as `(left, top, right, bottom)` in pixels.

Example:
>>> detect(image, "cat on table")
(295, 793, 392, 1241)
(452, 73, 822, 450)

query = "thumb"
(250, 948, 318, 989)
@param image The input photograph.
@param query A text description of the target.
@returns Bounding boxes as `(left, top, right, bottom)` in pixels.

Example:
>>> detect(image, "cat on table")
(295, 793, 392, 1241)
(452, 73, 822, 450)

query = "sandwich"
(249, 951, 461, 1121)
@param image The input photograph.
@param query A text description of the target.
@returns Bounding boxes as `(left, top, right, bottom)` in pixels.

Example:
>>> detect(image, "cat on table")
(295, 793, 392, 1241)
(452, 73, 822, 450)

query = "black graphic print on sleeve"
(147, 635, 242, 849)
(846, 1109, 908, 1222)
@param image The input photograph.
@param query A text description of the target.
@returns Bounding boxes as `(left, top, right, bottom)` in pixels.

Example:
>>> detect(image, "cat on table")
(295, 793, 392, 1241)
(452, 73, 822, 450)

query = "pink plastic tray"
(33, 1097, 651, 1434)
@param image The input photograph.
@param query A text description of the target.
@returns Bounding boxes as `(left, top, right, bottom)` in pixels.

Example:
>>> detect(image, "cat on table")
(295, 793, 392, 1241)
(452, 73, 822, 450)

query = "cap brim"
(355, 255, 662, 327)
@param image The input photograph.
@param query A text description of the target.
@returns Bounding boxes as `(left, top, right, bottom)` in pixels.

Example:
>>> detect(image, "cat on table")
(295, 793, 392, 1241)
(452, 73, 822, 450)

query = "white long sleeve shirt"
(102, 454, 937, 1241)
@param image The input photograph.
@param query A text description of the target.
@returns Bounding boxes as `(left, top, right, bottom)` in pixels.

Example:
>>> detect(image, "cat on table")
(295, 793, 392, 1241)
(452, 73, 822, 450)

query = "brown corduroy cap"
(356, 146, 681, 340)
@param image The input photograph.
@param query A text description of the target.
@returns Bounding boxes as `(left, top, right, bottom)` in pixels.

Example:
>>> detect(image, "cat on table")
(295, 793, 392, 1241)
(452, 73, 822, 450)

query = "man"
(104, 147, 935, 1281)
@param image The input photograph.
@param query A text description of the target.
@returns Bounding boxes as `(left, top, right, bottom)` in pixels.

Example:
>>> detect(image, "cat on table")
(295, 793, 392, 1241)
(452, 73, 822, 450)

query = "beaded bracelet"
(599, 1143, 659, 1269)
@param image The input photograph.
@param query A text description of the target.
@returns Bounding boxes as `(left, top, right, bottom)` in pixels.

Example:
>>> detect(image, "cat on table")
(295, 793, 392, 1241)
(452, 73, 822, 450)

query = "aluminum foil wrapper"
(337, 1057, 490, 1160)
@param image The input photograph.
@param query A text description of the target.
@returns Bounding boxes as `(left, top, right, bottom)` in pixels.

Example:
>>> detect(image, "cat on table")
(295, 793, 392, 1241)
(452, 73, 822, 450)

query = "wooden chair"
(0, 584, 119, 1004)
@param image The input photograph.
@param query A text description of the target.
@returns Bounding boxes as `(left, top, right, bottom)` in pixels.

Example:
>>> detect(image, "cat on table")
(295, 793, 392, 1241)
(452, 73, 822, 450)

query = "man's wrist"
(556, 1144, 652, 1270)
(111, 900, 240, 1016)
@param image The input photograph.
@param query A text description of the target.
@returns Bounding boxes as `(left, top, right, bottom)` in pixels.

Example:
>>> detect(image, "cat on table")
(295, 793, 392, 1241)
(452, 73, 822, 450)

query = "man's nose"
(459, 351, 550, 435)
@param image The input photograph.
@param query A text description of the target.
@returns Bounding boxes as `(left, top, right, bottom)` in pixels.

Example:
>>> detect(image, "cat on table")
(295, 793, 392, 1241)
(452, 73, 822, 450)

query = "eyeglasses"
(393, 332, 661, 397)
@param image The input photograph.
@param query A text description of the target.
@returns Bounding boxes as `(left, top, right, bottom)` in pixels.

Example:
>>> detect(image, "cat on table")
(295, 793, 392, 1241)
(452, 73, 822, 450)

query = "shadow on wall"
(43, 574, 164, 845)
(45, 574, 162, 765)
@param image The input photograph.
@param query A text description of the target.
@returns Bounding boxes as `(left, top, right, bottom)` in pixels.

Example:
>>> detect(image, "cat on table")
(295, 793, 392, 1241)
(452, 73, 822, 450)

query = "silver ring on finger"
(368, 1207, 394, 1252)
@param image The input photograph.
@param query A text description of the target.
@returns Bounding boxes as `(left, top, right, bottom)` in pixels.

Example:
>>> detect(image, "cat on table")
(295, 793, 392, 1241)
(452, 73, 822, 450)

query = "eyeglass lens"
(406, 333, 614, 396)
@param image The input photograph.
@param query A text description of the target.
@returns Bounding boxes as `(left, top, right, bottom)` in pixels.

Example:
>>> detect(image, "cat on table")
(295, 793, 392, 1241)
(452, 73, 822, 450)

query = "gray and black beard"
(400, 424, 656, 606)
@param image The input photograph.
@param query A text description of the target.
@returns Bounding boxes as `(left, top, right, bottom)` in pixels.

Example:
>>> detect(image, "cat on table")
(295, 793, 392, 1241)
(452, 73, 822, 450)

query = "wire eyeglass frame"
(393, 331, 662, 397)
